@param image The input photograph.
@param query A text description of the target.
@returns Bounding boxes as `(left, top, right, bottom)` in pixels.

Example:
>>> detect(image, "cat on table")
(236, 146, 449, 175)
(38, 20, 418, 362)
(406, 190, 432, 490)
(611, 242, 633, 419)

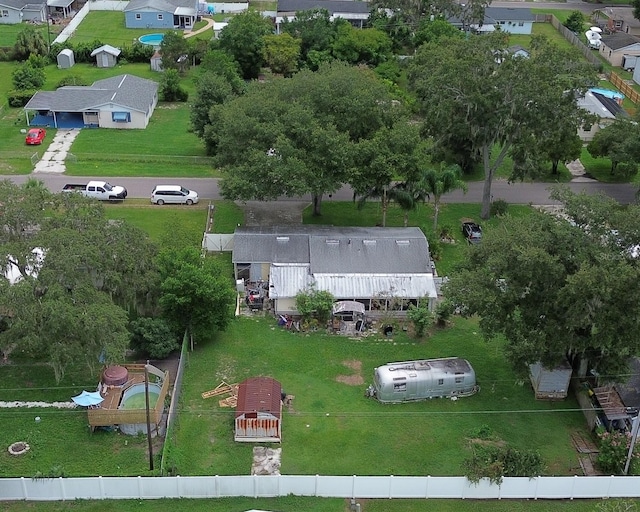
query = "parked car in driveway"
(151, 185, 199, 205)
(25, 128, 46, 145)
(462, 221, 482, 244)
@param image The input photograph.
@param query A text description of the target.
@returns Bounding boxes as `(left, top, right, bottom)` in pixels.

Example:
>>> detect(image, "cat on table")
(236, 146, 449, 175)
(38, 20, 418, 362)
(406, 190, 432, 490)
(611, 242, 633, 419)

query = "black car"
(462, 221, 482, 244)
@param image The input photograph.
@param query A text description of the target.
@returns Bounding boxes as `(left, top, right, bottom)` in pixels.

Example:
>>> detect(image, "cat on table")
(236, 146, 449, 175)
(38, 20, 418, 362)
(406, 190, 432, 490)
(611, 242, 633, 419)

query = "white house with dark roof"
(232, 226, 437, 316)
(275, 0, 370, 32)
(599, 32, 640, 67)
(577, 89, 628, 141)
(124, 0, 198, 29)
(0, 0, 46, 23)
(23, 74, 158, 129)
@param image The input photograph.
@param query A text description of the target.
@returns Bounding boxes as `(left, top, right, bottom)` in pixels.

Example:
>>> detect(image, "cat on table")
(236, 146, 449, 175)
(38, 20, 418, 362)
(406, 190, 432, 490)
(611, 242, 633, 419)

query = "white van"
(151, 185, 199, 205)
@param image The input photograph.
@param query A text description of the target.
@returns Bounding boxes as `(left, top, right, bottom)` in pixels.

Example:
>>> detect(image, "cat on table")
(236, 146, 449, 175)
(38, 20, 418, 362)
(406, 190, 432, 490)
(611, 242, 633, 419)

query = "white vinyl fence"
(2, 475, 640, 501)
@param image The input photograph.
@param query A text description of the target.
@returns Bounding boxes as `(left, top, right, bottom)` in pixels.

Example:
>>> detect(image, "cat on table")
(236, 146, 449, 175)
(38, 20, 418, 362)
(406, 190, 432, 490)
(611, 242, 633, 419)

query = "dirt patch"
(236, 200, 309, 226)
(336, 360, 364, 386)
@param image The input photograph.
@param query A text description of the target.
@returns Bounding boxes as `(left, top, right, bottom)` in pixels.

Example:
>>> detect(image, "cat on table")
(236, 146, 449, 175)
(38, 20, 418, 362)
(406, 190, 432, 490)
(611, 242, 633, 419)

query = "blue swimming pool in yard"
(139, 33, 164, 46)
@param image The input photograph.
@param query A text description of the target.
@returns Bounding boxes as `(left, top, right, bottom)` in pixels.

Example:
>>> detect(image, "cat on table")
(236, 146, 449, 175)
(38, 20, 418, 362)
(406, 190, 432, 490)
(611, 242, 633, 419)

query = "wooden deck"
(87, 365, 169, 430)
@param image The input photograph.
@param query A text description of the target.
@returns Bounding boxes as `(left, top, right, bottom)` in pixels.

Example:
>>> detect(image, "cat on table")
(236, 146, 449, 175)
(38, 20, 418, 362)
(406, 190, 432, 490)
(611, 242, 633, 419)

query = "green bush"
(56, 75, 89, 88)
(295, 286, 335, 324)
(596, 427, 639, 475)
(434, 299, 454, 327)
(490, 198, 509, 217)
(463, 444, 545, 485)
(426, 233, 442, 261)
(406, 302, 433, 338)
(7, 89, 36, 107)
(129, 317, 180, 359)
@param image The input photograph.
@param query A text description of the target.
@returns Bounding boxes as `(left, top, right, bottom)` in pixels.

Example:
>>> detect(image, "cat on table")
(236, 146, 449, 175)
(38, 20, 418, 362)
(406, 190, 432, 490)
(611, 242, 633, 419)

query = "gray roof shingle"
(24, 74, 158, 113)
(277, 0, 370, 14)
(600, 32, 640, 51)
(233, 226, 431, 274)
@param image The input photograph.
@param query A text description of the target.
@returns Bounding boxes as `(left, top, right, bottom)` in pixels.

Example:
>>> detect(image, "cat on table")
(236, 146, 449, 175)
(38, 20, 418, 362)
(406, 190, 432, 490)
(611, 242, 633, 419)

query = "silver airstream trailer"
(366, 357, 479, 403)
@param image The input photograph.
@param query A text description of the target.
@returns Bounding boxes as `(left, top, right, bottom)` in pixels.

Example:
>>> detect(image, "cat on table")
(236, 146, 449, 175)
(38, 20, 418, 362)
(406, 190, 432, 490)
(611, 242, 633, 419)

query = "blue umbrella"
(71, 390, 104, 407)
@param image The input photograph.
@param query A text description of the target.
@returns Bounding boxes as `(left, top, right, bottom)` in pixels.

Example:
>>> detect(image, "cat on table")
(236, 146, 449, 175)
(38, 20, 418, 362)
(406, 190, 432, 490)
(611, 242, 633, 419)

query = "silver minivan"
(151, 185, 199, 205)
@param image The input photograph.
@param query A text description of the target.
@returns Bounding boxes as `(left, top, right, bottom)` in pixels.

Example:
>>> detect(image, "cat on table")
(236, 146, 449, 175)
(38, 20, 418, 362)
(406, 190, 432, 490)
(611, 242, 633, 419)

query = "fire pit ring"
(8, 442, 30, 456)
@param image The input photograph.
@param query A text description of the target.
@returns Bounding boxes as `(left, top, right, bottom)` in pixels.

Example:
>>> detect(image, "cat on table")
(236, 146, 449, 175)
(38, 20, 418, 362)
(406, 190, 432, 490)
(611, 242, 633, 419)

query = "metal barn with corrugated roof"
(235, 377, 282, 443)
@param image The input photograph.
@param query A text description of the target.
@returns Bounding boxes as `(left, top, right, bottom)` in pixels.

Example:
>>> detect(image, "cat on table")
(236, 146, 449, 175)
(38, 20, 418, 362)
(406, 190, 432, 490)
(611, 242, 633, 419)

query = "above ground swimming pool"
(118, 382, 162, 435)
(139, 33, 164, 47)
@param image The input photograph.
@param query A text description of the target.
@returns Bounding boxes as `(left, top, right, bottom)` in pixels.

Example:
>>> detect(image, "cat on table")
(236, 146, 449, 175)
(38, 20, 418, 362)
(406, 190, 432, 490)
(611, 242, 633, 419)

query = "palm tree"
(390, 181, 430, 227)
(418, 164, 468, 231)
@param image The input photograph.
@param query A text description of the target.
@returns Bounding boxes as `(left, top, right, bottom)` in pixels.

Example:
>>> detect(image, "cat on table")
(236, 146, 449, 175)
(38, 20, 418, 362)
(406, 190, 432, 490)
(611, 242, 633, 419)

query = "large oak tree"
(207, 61, 407, 216)
(444, 188, 640, 380)
(408, 34, 596, 218)
(0, 180, 159, 381)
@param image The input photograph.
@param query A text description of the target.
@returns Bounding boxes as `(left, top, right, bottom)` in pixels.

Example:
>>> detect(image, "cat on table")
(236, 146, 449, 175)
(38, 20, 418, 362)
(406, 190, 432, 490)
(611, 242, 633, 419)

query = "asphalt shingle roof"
(277, 0, 370, 14)
(24, 74, 158, 113)
(600, 32, 640, 51)
(233, 226, 431, 274)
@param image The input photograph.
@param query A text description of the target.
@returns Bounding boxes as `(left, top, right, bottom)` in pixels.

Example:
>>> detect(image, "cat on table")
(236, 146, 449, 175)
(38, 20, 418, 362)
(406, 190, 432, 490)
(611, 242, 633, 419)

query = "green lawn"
(166, 315, 589, 478)
(304, 201, 533, 276)
(69, 11, 175, 48)
(0, 496, 623, 512)
(103, 201, 209, 245)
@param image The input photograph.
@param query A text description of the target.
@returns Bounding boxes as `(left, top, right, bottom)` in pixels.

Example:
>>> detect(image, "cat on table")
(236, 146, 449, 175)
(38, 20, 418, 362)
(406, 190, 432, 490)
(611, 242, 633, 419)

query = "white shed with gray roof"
(234, 226, 437, 316)
(91, 44, 122, 68)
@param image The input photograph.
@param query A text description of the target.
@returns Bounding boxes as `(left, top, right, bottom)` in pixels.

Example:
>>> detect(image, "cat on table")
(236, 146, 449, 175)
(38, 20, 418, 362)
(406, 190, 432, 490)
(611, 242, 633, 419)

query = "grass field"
(1, 496, 627, 512)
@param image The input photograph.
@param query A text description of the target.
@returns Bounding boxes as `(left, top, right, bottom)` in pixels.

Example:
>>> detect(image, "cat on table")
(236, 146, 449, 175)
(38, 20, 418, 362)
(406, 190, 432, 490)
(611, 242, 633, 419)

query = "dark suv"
(462, 222, 482, 244)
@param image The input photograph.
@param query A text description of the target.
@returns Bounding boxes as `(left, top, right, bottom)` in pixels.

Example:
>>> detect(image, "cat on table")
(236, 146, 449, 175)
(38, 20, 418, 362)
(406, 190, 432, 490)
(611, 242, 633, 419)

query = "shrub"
(596, 427, 640, 475)
(426, 233, 442, 261)
(490, 199, 509, 217)
(406, 301, 433, 338)
(434, 299, 454, 327)
(7, 89, 36, 107)
(130, 317, 179, 359)
(295, 286, 335, 324)
(463, 444, 545, 485)
(56, 75, 88, 88)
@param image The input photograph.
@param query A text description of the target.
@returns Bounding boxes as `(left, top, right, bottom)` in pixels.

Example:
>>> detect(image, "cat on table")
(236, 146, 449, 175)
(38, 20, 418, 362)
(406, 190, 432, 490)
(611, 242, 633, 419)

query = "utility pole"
(144, 362, 154, 471)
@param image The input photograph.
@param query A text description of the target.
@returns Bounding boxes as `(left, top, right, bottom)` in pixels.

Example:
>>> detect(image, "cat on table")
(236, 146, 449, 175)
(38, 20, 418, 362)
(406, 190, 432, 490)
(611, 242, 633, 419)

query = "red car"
(25, 128, 46, 145)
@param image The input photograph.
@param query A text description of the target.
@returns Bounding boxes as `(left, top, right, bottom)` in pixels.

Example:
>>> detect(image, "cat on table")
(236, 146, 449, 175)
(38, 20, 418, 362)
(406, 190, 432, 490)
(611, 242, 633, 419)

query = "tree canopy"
(586, 116, 640, 180)
(218, 10, 273, 79)
(207, 61, 407, 216)
(408, 34, 596, 218)
(444, 188, 640, 379)
(0, 181, 159, 382)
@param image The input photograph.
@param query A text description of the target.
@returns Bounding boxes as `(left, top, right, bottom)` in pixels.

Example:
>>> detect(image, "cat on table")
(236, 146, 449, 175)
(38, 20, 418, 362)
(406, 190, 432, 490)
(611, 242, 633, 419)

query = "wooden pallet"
(202, 381, 238, 399)
(219, 396, 238, 408)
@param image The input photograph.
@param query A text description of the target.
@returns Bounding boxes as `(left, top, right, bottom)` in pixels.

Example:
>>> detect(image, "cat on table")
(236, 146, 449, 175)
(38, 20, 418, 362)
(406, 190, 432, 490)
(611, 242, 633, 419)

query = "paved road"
(2, 175, 637, 205)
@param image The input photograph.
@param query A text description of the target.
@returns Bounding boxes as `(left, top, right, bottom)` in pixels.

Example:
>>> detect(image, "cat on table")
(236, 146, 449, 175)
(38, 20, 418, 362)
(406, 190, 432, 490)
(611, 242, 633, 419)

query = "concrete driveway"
(32, 129, 80, 174)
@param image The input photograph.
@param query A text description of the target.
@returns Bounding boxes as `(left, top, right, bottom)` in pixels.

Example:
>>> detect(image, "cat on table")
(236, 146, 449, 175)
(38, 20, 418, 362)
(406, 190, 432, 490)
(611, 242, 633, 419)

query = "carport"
(48, 0, 75, 19)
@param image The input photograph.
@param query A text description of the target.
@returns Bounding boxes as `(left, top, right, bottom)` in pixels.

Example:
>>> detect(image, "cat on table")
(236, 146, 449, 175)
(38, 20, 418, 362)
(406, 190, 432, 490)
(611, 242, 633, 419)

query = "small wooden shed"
(529, 359, 573, 400)
(234, 377, 282, 443)
(90, 44, 121, 68)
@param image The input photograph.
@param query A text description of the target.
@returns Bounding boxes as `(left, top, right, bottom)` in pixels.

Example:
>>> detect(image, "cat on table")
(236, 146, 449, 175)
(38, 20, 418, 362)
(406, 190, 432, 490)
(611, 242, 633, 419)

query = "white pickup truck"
(62, 181, 128, 201)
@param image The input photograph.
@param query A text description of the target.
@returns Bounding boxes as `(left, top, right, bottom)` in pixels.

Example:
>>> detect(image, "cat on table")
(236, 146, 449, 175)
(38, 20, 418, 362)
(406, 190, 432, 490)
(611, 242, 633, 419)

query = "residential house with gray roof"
(448, 7, 535, 35)
(232, 226, 437, 316)
(0, 0, 46, 24)
(124, 0, 198, 29)
(24, 74, 158, 129)
(594, 7, 640, 37)
(577, 89, 628, 141)
(598, 32, 640, 67)
(275, 0, 370, 32)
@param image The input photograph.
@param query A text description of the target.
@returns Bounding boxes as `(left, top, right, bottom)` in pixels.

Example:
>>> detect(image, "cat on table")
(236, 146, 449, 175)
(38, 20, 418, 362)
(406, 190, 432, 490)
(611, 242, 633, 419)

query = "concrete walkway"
(32, 129, 80, 174)
(567, 159, 597, 183)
